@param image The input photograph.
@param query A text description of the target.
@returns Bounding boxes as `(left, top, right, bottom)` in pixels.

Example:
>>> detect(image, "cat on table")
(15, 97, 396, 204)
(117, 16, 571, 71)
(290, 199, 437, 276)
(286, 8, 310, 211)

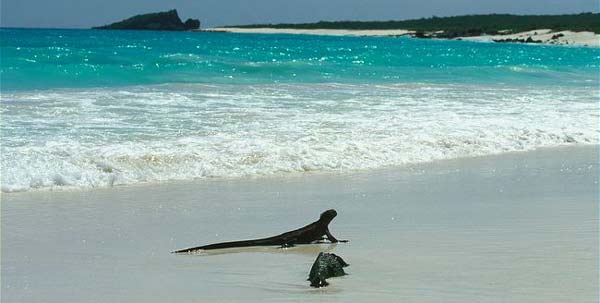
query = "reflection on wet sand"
(176, 243, 340, 256)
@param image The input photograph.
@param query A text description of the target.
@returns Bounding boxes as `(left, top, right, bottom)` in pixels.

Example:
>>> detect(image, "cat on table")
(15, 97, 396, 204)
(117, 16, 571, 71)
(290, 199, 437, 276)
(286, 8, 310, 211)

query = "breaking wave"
(2, 82, 598, 192)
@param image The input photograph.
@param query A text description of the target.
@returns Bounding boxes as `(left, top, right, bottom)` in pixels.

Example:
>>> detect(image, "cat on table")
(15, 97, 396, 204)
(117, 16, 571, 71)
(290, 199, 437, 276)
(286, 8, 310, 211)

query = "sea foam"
(2, 83, 597, 192)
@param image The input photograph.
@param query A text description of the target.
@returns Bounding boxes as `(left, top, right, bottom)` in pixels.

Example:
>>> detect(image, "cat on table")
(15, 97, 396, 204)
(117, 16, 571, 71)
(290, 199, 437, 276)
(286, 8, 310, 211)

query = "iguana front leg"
(325, 229, 348, 243)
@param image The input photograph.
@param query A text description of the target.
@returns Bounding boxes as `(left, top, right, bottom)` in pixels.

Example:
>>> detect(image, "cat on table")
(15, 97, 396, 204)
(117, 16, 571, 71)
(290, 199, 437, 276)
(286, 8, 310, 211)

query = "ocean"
(1, 28, 598, 192)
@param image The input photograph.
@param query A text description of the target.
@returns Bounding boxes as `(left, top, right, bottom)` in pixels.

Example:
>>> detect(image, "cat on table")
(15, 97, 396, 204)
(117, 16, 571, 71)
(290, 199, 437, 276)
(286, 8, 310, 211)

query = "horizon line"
(1, 11, 597, 30)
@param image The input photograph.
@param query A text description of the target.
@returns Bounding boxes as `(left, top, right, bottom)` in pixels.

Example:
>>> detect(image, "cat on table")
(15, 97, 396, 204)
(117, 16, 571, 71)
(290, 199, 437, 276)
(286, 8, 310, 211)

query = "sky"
(1, 0, 598, 29)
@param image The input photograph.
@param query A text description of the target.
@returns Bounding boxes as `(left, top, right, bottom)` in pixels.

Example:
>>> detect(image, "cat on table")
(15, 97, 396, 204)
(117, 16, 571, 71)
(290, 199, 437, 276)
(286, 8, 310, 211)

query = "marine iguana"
(308, 252, 349, 287)
(172, 209, 347, 253)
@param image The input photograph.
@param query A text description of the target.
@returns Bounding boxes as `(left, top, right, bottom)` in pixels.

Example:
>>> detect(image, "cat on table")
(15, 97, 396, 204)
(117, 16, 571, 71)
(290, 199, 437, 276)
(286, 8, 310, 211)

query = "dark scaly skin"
(308, 252, 349, 287)
(172, 209, 347, 253)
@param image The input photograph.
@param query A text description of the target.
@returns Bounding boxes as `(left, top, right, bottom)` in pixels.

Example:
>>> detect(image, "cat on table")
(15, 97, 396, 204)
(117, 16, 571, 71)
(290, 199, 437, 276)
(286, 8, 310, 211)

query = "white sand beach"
(208, 27, 600, 47)
(2, 146, 598, 302)
(459, 29, 600, 47)
(206, 27, 415, 37)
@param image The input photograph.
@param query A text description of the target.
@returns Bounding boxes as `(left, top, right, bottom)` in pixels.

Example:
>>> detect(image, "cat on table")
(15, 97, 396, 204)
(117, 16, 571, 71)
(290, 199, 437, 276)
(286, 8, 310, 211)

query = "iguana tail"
(172, 238, 277, 253)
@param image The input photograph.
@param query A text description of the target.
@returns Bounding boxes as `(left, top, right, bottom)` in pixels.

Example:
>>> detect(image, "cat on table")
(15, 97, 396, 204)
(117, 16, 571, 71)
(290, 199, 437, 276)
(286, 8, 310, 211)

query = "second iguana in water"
(308, 252, 349, 287)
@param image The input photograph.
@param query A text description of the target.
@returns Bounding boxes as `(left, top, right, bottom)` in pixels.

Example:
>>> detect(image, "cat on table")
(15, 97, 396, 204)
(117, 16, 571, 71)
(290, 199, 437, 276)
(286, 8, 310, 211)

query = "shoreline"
(3, 145, 598, 302)
(3, 144, 597, 195)
(206, 27, 600, 47)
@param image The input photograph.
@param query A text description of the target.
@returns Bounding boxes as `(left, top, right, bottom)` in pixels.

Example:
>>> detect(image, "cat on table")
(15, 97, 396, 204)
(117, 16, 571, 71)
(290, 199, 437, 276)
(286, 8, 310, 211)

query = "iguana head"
(319, 209, 337, 223)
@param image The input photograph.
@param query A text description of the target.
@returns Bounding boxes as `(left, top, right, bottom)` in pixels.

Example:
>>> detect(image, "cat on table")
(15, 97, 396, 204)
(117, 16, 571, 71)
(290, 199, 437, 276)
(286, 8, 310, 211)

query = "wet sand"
(2, 146, 598, 302)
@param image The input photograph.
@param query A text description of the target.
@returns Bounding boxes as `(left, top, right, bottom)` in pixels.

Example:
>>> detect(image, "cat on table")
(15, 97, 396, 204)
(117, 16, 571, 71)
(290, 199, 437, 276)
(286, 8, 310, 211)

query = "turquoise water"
(2, 28, 599, 90)
(1, 28, 599, 192)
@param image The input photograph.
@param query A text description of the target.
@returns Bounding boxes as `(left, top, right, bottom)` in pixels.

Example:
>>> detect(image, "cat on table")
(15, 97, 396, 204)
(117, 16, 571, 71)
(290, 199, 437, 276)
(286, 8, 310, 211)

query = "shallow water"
(2, 146, 598, 302)
(1, 29, 599, 192)
(2, 28, 598, 90)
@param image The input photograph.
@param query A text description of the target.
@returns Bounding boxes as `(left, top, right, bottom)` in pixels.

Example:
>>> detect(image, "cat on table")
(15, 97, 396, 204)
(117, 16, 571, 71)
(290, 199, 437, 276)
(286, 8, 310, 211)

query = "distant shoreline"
(208, 13, 599, 47)
(205, 27, 599, 47)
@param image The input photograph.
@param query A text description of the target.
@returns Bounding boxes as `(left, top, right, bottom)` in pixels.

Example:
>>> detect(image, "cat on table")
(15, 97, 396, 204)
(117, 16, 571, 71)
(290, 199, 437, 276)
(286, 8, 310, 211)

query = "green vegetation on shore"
(226, 13, 600, 37)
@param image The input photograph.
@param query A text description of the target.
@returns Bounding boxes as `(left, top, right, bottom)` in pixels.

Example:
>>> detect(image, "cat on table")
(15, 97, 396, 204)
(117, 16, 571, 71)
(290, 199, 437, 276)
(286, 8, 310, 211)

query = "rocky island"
(93, 9, 200, 31)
